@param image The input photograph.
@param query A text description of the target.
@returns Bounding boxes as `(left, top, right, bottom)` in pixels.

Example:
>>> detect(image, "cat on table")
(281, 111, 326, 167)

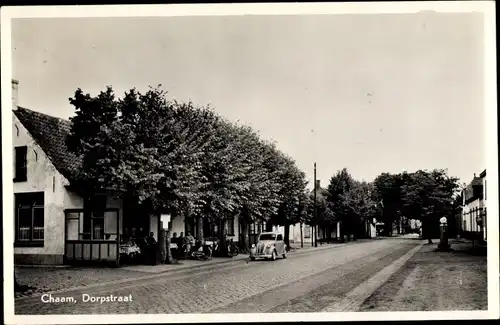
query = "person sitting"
(181, 232, 194, 255)
(146, 232, 157, 245)
(185, 232, 195, 246)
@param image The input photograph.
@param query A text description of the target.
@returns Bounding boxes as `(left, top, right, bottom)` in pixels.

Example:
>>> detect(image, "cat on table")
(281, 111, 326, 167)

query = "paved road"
(15, 238, 422, 314)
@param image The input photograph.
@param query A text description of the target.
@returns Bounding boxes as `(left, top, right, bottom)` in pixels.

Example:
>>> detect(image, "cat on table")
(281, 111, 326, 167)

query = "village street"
(15, 237, 430, 315)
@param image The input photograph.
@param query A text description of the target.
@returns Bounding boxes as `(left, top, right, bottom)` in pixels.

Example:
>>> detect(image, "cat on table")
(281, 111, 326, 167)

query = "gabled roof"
(13, 107, 82, 182)
(470, 177, 483, 187)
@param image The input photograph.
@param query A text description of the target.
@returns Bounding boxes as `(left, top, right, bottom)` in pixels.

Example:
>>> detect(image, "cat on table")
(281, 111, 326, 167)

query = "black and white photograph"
(1, 2, 498, 324)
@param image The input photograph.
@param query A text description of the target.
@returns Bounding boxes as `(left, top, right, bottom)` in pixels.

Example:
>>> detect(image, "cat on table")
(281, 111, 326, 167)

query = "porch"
(64, 203, 164, 267)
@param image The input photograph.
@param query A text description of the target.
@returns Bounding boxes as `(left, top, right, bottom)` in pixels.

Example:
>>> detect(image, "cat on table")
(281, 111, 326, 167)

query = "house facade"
(461, 170, 487, 242)
(12, 80, 167, 265)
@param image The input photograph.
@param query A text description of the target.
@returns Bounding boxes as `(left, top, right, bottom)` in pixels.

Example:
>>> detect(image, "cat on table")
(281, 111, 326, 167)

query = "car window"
(259, 234, 276, 241)
(277, 234, 283, 241)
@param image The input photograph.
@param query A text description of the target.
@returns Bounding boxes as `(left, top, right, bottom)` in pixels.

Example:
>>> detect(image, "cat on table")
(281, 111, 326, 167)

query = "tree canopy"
(67, 86, 308, 247)
(317, 167, 460, 241)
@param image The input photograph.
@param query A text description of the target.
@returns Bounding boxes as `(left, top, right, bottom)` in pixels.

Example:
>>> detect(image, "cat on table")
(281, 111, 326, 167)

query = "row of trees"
(310, 168, 461, 244)
(65, 85, 462, 250)
(66, 86, 309, 251)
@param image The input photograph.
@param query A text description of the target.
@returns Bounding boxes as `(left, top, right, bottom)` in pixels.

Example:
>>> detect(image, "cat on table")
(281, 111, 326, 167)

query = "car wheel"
(250, 257, 256, 261)
(271, 250, 276, 261)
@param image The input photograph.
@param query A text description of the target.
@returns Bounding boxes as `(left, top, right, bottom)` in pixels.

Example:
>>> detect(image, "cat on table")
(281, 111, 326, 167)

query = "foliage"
(343, 181, 378, 229)
(67, 86, 308, 240)
(325, 168, 354, 227)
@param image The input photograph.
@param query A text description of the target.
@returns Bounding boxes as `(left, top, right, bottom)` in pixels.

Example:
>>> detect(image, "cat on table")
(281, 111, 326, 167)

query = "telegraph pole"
(314, 162, 318, 247)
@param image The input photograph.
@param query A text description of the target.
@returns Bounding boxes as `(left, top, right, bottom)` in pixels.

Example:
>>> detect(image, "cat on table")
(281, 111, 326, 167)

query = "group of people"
(120, 227, 158, 264)
(169, 231, 196, 259)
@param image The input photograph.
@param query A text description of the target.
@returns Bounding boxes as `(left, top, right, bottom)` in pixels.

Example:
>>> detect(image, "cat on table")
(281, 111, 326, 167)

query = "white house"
(461, 170, 486, 242)
(12, 80, 163, 265)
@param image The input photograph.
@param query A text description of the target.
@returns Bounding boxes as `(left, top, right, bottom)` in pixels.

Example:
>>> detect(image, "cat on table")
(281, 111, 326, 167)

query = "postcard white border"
(2, 2, 498, 324)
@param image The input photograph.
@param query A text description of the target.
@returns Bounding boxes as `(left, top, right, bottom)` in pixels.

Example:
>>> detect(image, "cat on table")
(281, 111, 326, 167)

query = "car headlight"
(266, 244, 271, 249)
(251, 244, 255, 248)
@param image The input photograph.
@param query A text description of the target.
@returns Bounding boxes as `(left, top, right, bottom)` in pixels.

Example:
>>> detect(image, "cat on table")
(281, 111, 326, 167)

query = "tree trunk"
(239, 215, 249, 253)
(284, 223, 290, 248)
(266, 221, 273, 232)
(196, 215, 204, 242)
(314, 225, 318, 247)
(300, 222, 303, 248)
(159, 229, 166, 264)
(220, 217, 228, 256)
(165, 231, 175, 264)
(184, 204, 189, 234)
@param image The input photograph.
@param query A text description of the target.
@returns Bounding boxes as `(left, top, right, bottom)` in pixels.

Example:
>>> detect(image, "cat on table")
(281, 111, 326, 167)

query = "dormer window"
(14, 146, 27, 182)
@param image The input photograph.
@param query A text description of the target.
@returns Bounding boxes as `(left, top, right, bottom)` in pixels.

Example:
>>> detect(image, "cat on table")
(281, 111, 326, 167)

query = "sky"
(11, 12, 486, 188)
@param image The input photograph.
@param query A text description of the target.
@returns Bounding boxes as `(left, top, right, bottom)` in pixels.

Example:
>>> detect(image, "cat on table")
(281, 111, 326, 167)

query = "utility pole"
(314, 162, 318, 247)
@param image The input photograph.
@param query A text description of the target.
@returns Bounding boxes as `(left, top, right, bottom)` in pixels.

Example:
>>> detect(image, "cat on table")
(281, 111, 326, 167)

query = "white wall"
(170, 215, 185, 236)
(13, 113, 67, 257)
(13, 112, 125, 262)
(462, 199, 482, 232)
(149, 214, 159, 240)
(229, 217, 240, 242)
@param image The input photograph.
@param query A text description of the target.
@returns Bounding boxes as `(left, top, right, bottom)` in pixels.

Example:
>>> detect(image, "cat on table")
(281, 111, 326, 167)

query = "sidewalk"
(359, 239, 488, 311)
(122, 254, 249, 274)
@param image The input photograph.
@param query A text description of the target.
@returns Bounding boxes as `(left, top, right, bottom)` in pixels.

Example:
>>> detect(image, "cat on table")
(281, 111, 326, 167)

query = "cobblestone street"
(15, 238, 424, 314)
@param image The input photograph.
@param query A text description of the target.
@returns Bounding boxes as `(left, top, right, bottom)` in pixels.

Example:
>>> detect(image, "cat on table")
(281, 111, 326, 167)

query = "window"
(66, 209, 118, 241)
(66, 211, 83, 240)
(82, 195, 107, 240)
(227, 217, 235, 236)
(14, 146, 27, 182)
(259, 234, 276, 241)
(15, 192, 44, 246)
(277, 234, 283, 241)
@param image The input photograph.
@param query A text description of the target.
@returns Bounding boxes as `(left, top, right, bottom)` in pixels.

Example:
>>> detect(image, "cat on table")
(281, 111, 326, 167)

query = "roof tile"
(13, 107, 81, 182)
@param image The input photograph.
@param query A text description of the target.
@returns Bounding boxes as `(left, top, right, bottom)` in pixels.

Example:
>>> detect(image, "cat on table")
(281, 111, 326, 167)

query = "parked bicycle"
(213, 237, 239, 257)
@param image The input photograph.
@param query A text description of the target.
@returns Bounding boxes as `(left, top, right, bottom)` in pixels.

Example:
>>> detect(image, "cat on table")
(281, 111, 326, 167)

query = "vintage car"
(250, 232, 287, 261)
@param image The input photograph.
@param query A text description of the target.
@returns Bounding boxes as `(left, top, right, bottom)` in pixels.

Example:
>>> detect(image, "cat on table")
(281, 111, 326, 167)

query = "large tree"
(67, 85, 311, 256)
(343, 181, 378, 240)
(326, 168, 354, 242)
(399, 169, 460, 243)
(373, 173, 403, 235)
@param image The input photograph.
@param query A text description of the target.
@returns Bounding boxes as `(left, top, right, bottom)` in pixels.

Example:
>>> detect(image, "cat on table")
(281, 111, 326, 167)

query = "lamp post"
(438, 216, 451, 251)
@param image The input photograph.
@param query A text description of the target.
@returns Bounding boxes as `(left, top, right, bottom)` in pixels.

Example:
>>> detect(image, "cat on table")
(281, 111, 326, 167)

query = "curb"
(14, 239, 374, 302)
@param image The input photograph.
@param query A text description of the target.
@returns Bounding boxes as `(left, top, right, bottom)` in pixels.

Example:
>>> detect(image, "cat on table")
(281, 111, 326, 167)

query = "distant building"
(461, 170, 487, 242)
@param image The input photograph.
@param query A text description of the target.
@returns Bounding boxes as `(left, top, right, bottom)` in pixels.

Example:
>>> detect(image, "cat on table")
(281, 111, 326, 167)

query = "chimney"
(473, 173, 476, 178)
(315, 180, 321, 189)
(12, 79, 19, 109)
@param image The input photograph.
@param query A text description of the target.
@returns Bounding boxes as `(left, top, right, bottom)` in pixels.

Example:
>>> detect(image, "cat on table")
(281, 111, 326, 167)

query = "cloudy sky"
(11, 12, 485, 187)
